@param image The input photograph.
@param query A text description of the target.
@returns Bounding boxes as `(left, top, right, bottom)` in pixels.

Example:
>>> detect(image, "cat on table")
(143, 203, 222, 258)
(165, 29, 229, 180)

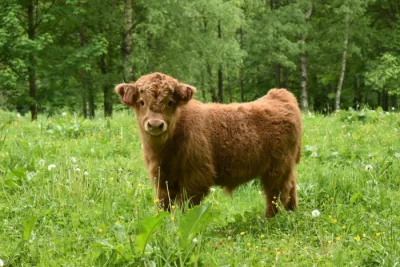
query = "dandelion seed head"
(311, 209, 320, 217)
(70, 157, 77, 163)
(62, 112, 67, 117)
(84, 171, 89, 176)
(48, 164, 56, 171)
(193, 237, 198, 244)
(365, 165, 373, 171)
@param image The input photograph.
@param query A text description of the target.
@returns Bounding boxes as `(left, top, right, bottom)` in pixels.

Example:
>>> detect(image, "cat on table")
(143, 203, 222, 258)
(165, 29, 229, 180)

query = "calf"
(115, 72, 302, 217)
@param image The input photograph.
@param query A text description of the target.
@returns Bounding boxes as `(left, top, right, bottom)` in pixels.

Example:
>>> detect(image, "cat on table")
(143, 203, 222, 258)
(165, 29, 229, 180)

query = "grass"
(0, 108, 399, 266)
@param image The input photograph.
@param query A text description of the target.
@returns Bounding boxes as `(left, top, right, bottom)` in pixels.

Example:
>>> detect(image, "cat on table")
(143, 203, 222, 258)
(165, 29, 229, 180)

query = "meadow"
(0, 108, 399, 266)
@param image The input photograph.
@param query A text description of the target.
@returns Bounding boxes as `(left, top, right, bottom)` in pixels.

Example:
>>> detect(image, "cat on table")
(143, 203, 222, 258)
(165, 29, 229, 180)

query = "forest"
(1, 0, 399, 120)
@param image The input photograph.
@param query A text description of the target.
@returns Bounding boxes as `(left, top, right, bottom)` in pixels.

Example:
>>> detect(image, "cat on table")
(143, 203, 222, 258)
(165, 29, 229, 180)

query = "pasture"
(0, 109, 399, 266)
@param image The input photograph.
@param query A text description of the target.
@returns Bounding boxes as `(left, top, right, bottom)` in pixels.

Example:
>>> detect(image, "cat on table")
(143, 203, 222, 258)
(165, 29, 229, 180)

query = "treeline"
(0, 0, 399, 120)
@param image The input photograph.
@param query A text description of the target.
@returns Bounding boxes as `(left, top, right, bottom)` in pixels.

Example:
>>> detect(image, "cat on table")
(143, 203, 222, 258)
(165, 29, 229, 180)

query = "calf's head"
(115, 72, 196, 141)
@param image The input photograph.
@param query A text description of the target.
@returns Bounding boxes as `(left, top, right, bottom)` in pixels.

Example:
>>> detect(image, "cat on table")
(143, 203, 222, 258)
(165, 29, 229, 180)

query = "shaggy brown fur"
(115, 72, 302, 217)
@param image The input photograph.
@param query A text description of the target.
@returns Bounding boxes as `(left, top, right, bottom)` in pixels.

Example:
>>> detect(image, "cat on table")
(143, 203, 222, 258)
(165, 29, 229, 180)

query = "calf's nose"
(148, 120, 164, 129)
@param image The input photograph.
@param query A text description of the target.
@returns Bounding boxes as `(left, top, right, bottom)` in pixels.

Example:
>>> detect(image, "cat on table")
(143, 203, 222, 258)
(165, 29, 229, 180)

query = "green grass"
(1, 108, 399, 266)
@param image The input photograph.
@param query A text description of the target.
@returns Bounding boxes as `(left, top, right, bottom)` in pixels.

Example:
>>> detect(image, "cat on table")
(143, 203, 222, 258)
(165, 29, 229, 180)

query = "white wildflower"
(62, 112, 67, 117)
(312, 210, 320, 217)
(90, 148, 95, 153)
(16, 113, 21, 118)
(84, 171, 89, 176)
(192, 237, 198, 244)
(75, 167, 81, 172)
(210, 188, 216, 192)
(311, 152, 318, 158)
(26, 172, 36, 181)
(394, 153, 400, 158)
(365, 165, 373, 171)
(118, 167, 123, 172)
(48, 164, 56, 171)
(331, 151, 339, 157)
(392, 107, 395, 111)
(70, 157, 77, 163)
(38, 159, 46, 167)
(0, 258, 3, 267)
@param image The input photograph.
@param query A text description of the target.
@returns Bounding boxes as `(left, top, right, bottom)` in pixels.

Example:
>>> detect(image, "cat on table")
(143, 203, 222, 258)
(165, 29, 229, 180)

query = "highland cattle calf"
(115, 72, 302, 217)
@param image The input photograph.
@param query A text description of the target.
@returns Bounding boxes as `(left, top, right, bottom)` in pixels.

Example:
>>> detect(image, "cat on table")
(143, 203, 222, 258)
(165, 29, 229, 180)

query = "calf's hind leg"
(279, 170, 298, 211)
(261, 168, 298, 218)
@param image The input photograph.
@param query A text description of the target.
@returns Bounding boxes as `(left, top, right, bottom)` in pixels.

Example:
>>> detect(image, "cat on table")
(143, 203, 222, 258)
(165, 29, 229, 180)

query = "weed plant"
(0, 109, 399, 266)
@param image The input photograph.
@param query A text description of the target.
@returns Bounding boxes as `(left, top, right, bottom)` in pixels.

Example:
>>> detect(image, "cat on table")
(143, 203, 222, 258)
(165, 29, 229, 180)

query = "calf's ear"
(175, 83, 196, 103)
(115, 83, 138, 106)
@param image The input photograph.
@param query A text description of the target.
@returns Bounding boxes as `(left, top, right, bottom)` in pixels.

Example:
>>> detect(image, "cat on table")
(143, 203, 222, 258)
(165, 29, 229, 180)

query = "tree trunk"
(88, 86, 95, 119)
(283, 68, 288, 89)
(122, 0, 134, 81)
(300, 52, 308, 111)
(239, 27, 244, 102)
(335, 15, 349, 111)
(100, 54, 113, 117)
(79, 25, 88, 118)
(227, 73, 232, 103)
(27, 1, 37, 121)
(207, 65, 217, 102)
(217, 21, 223, 103)
(218, 67, 223, 103)
(275, 63, 281, 88)
(300, 7, 312, 112)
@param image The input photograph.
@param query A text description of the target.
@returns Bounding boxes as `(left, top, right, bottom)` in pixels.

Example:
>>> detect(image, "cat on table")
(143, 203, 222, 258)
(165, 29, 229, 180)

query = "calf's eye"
(168, 100, 175, 107)
(139, 100, 145, 106)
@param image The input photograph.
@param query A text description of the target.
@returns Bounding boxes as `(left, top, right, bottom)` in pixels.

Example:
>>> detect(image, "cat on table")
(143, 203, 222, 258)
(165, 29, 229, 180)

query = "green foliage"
(1, 110, 400, 265)
(365, 53, 400, 95)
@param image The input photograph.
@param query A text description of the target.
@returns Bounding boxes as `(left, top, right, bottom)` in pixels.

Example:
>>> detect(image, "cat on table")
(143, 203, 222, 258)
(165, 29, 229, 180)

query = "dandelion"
(276, 251, 282, 255)
(171, 205, 176, 210)
(26, 172, 36, 181)
(263, 248, 268, 252)
(354, 235, 361, 241)
(138, 183, 143, 188)
(260, 234, 265, 239)
(247, 242, 252, 247)
(154, 198, 160, 204)
(240, 232, 245, 236)
(193, 237, 198, 244)
(328, 240, 333, 244)
(170, 216, 175, 222)
(365, 164, 373, 171)
(70, 157, 77, 163)
(62, 112, 67, 117)
(336, 236, 341, 241)
(376, 232, 382, 237)
(84, 171, 89, 176)
(311, 209, 320, 217)
(342, 225, 347, 230)
(48, 164, 56, 171)
(98, 228, 103, 233)
(331, 218, 337, 223)
(38, 159, 46, 167)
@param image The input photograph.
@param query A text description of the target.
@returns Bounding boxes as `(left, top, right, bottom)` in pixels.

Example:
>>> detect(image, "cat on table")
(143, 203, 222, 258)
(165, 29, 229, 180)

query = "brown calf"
(115, 72, 302, 217)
